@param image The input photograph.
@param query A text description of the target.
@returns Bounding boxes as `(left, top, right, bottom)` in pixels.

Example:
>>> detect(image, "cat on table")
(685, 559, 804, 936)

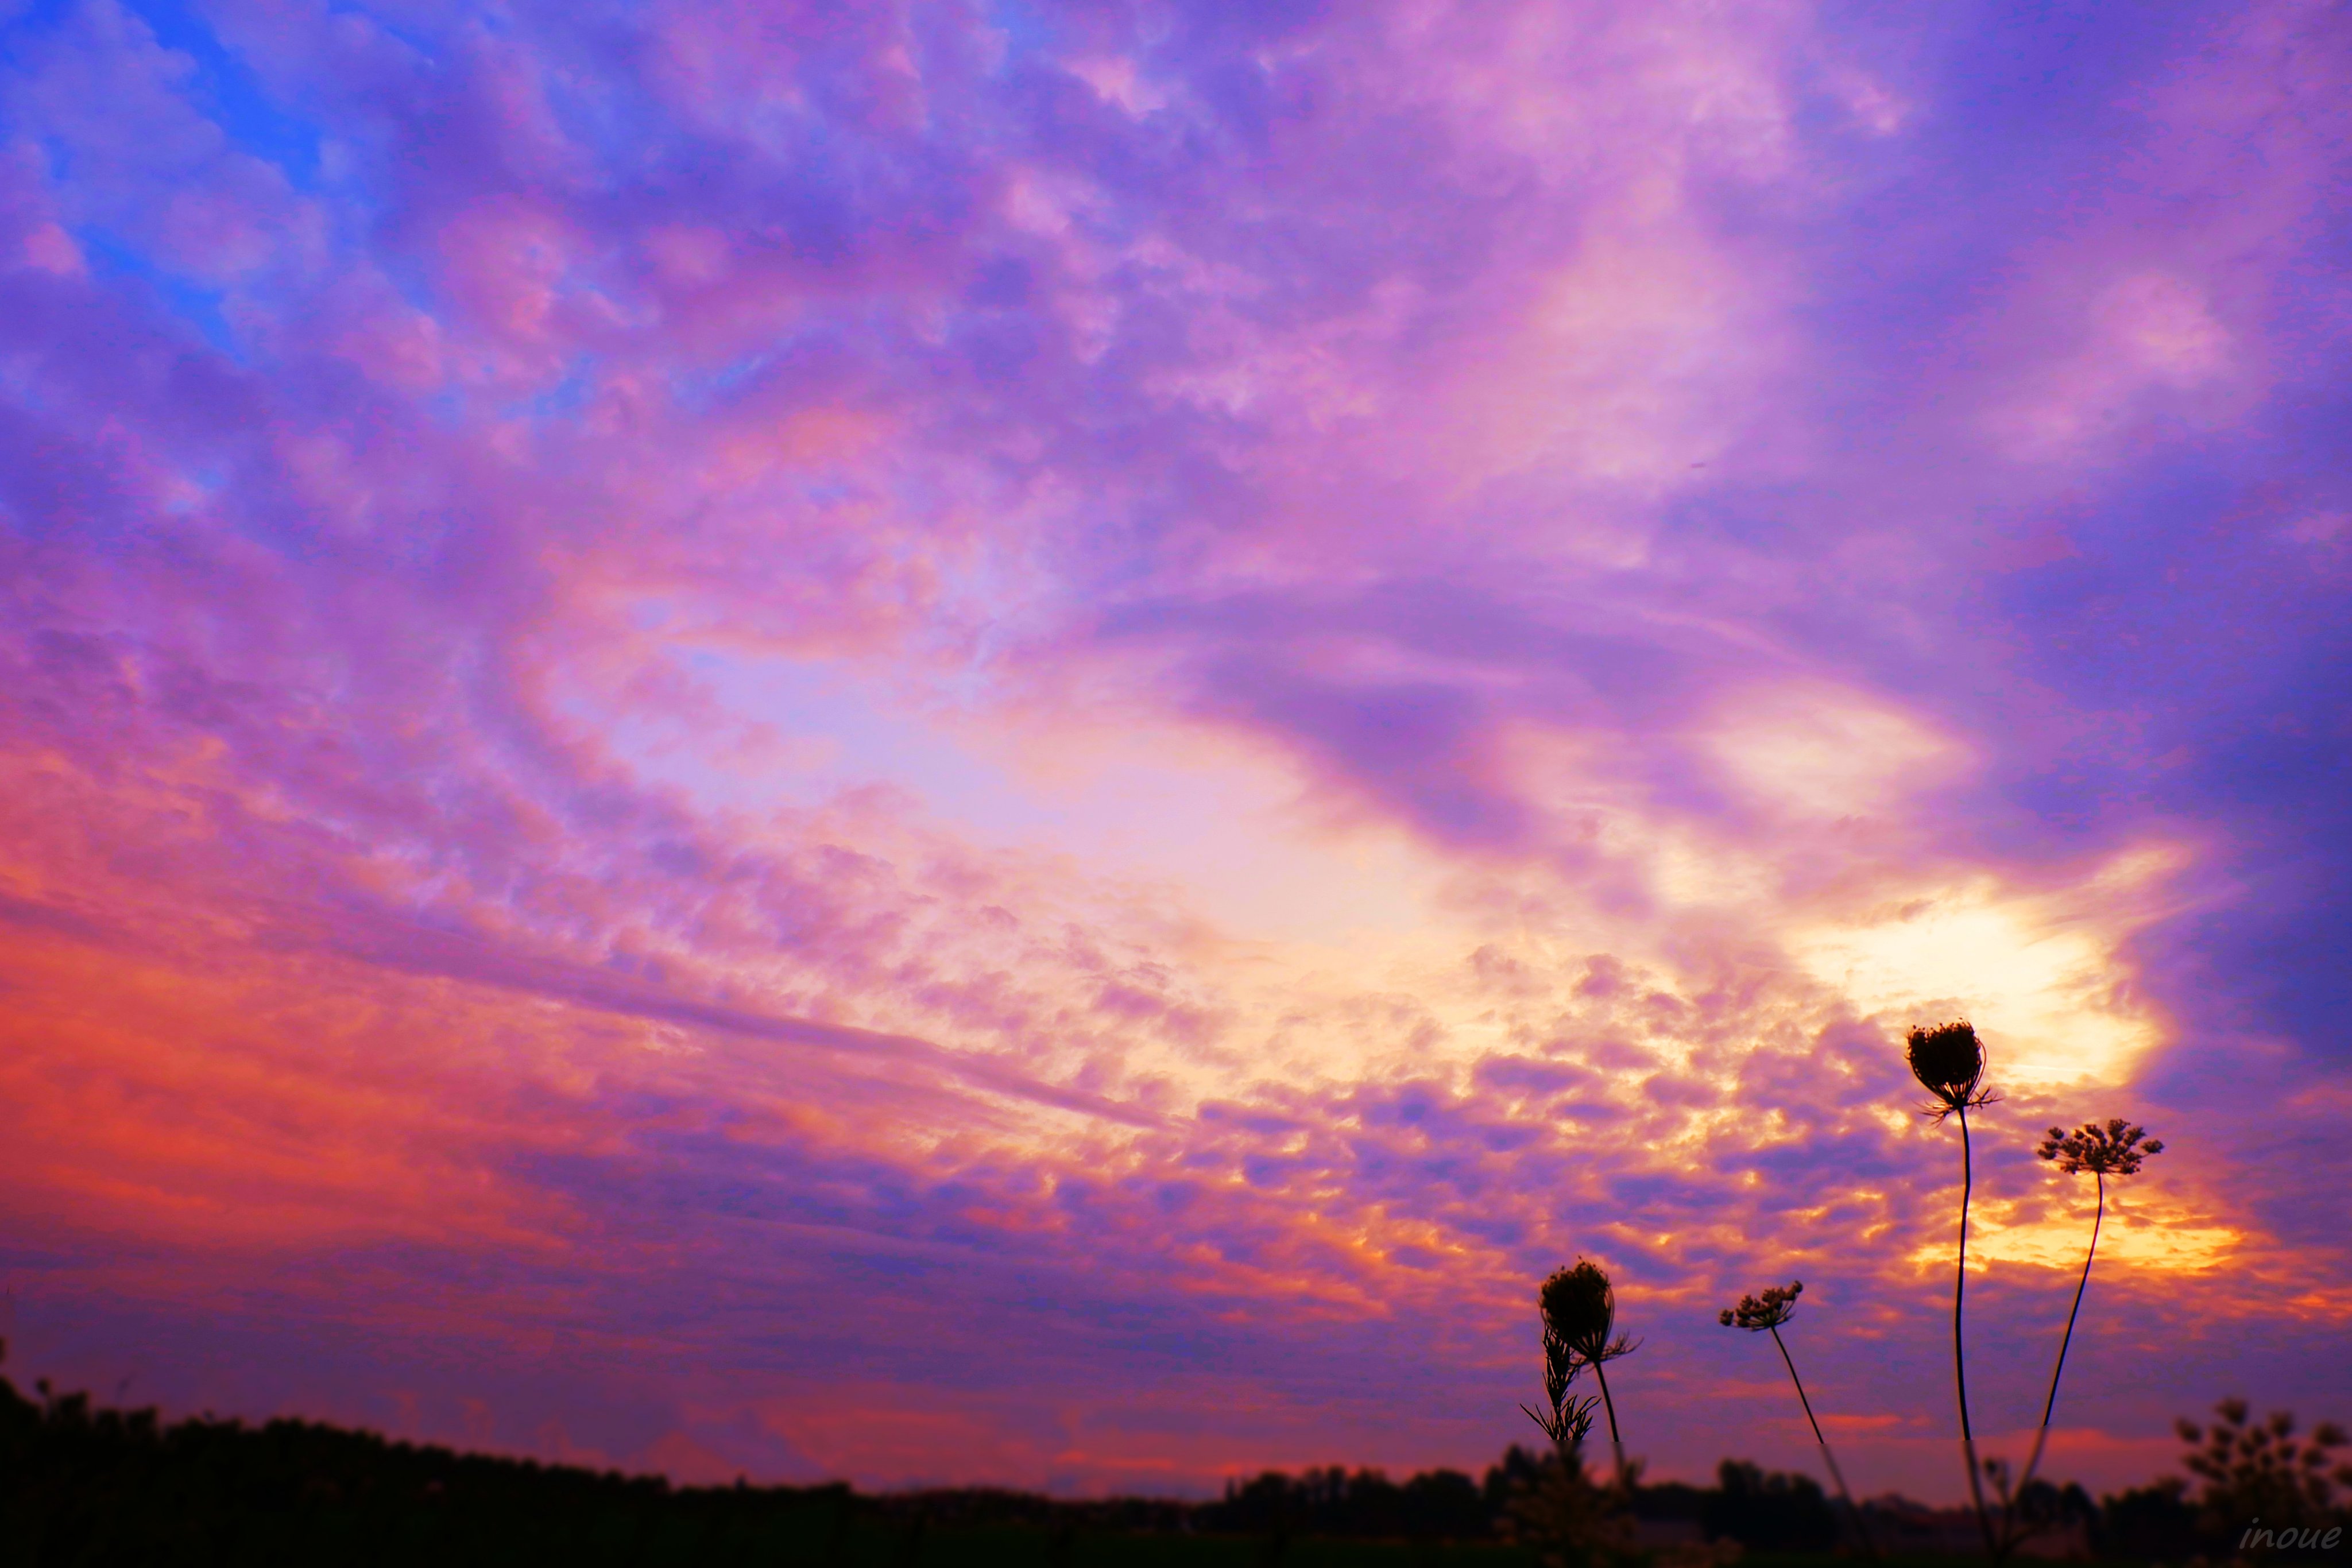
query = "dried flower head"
(1541, 1259, 1635, 1366)
(1525, 1271, 1606, 1450)
(2037, 1117, 2163, 1178)
(1719, 1279, 1803, 1332)
(1908, 1020, 1994, 1118)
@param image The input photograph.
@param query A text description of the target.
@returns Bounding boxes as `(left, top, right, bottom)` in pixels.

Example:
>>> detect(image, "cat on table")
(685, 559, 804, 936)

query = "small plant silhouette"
(1521, 1300, 1600, 1454)
(2178, 1399, 2352, 1538)
(1518, 1264, 1639, 1568)
(1907, 1020, 2001, 1559)
(1539, 1260, 1638, 1489)
(1503, 1446, 1635, 1568)
(1719, 1280, 1874, 1557)
(1997, 1117, 2164, 1550)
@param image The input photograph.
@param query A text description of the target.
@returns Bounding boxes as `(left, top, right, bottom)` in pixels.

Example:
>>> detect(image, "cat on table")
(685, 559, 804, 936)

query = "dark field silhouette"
(5, 1344, 2335, 1567)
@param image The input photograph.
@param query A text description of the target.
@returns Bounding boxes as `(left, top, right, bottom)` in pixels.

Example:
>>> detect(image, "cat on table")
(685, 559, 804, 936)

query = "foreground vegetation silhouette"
(1995, 1119, 2164, 1555)
(1718, 1281, 1873, 1558)
(0, 1338, 1816, 1567)
(6, 1338, 2345, 1565)
(1906, 1020, 2002, 1559)
(1509, 1021, 2226, 1568)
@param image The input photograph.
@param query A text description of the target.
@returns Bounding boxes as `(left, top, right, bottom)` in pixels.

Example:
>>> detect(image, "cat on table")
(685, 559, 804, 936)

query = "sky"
(1, 0, 2348, 1507)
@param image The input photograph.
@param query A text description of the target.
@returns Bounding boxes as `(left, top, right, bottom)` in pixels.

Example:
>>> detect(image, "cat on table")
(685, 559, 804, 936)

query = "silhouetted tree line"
(0, 1348, 829, 1565)
(1196, 1461, 1490, 1539)
(6, 1341, 2345, 1565)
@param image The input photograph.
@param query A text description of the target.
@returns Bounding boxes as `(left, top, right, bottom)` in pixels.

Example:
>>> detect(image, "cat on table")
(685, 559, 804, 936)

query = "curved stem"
(2015, 1173, 2105, 1509)
(1955, 1106, 1996, 1561)
(1770, 1324, 1875, 1558)
(1591, 1357, 1626, 1492)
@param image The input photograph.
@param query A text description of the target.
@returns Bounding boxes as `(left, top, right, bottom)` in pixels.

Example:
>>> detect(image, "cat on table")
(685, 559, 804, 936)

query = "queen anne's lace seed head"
(1541, 1259, 1637, 1368)
(1542, 1261, 1612, 1358)
(1525, 1261, 1623, 1450)
(1719, 1279, 1802, 1331)
(1907, 1020, 1995, 1120)
(2037, 1117, 2163, 1177)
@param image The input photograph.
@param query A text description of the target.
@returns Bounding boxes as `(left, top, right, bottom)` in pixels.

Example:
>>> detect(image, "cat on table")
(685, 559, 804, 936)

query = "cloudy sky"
(1, 0, 2347, 1504)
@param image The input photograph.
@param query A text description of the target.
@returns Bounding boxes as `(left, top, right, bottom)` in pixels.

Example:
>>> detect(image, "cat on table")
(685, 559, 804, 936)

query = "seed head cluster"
(2037, 1117, 2163, 1178)
(1719, 1279, 1802, 1332)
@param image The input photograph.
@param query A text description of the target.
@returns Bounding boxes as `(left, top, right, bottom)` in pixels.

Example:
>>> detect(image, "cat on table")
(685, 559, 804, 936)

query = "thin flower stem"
(1769, 1323, 1876, 1558)
(1591, 1356, 1626, 1491)
(1955, 1105, 1997, 1561)
(2011, 1172, 2105, 1518)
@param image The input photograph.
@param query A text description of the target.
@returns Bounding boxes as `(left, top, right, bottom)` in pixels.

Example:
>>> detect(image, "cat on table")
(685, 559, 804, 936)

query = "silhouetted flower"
(1523, 1276, 1603, 1453)
(1720, 1280, 1802, 1332)
(1905, 1018, 1999, 1558)
(2036, 1117, 2163, 1176)
(1907, 1021, 1995, 1120)
(1717, 1280, 1875, 1555)
(1541, 1261, 1633, 1368)
(1535, 1259, 1638, 1490)
(2003, 1113, 2169, 1556)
